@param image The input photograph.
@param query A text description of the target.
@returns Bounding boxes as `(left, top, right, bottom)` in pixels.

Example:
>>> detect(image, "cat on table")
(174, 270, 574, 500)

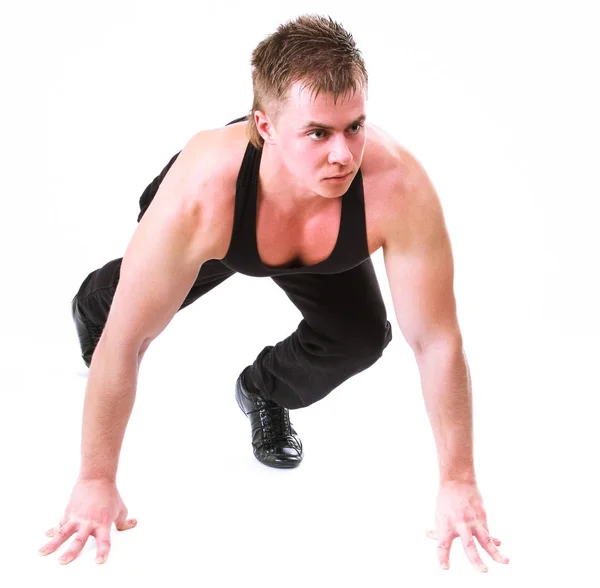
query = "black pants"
(74, 255, 393, 410)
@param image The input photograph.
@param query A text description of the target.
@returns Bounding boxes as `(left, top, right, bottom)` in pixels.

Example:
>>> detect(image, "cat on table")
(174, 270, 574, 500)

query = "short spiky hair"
(246, 14, 368, 149)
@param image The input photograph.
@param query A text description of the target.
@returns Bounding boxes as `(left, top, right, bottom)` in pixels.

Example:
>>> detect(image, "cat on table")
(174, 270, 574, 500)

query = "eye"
(308, 123, 364, 141)
(308, 129, 328, 140)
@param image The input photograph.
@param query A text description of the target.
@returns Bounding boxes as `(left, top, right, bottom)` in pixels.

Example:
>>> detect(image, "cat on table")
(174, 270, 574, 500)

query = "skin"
(255, 83, 367, 204)
(40, 79, 509, 572)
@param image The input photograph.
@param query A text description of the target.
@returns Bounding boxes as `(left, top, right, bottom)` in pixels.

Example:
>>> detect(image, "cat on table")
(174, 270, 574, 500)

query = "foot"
(71, 297, 103, 368)
(235, 368, 303, 468)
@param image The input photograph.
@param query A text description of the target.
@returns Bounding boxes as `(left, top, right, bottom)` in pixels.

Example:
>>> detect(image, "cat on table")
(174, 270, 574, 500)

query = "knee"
(340, 319, 393, 362)
(289, 320, 393, 409)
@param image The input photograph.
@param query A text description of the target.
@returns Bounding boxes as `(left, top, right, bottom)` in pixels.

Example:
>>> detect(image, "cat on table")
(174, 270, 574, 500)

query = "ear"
(254, 109, 277, 145)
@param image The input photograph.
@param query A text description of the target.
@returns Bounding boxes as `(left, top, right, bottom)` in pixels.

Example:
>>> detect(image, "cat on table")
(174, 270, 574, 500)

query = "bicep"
(104, 209, 203, 352)
(382, 168, 461, 353)
(101, 157, 214, 354)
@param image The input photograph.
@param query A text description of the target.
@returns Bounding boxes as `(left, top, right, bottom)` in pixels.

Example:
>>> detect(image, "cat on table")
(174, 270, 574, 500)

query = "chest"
(255, 180, 388, 268)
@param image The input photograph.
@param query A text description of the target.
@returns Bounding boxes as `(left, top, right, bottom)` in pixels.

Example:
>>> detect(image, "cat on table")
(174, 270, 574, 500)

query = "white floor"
(2, 273, 598, 586)
(3, 1, 599, 585)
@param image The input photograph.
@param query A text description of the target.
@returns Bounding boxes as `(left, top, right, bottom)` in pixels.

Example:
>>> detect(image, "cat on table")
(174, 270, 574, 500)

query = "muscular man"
(39, 14, 509, 572)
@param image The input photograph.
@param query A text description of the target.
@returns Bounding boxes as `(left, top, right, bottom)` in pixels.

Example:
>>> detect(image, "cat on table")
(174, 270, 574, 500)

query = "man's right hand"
(39, 479, 137, 565)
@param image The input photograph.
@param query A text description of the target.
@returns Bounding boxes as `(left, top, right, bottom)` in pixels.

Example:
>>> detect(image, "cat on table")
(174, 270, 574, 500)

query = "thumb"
(115, 511, 137, 531)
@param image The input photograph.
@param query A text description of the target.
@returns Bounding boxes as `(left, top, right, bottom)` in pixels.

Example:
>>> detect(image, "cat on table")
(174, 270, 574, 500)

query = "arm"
(381, 152, 473, 484)
(382, 151, 509, 571)
(37, 136, 229, 566)
(79, 141, 219, 483)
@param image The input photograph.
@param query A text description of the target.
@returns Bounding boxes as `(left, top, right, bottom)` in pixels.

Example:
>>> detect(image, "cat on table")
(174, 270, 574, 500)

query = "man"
(39, 14, 509, 572)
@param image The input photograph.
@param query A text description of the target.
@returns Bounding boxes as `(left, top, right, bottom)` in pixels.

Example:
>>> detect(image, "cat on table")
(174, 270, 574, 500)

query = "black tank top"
(138, 116, 371, 277)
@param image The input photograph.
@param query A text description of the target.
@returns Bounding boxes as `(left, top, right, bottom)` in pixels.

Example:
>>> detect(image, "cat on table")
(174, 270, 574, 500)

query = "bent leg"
(247, 258, 393, 409)
(71, 147, 232, 365)
(73, 259, 235, 365)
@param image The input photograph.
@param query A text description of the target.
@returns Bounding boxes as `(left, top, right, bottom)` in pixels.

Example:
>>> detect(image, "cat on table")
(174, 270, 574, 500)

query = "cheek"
(353, 135, 367, 155)
(292, 145, 319, 170)
(281, 139, 324, 178)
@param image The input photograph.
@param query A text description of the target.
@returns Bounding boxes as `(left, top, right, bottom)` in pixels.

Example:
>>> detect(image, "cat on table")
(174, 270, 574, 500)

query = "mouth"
(326, 171, 352, 180)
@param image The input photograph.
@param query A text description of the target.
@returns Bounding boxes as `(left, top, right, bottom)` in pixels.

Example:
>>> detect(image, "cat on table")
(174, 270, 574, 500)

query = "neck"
(259, 144, 324, 214)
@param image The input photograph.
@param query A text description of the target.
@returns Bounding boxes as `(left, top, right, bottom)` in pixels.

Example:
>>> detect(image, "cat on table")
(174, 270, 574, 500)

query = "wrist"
(439, 454, 475, 485)
(77, 472, 117, 485)
(440, 471, 476, 486)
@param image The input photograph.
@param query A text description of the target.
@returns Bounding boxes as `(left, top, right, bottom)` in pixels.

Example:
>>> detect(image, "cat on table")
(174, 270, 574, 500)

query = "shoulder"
(362, 122, 436, 205)
(362, 122, 446, 249)
(149, 121, 249, 257)
(173, 121, 248, 208)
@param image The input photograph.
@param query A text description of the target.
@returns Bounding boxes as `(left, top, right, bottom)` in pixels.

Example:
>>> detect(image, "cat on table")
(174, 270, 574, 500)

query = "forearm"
(78, 338, 140, 483)
(414, 340, 475, 484)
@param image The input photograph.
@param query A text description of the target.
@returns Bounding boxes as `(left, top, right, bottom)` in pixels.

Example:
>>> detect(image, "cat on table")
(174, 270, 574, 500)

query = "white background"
(1, 0, 598, 586)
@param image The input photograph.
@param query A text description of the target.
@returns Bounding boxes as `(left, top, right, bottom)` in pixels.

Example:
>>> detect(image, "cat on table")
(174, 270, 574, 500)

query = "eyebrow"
(301, 114, 366, 131)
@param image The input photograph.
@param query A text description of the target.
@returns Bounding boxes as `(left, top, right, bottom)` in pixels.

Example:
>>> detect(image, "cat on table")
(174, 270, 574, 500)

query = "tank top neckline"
(243, 141, 361, 272)
(253, 160, 348, 272)
(222, 132, 368, 277)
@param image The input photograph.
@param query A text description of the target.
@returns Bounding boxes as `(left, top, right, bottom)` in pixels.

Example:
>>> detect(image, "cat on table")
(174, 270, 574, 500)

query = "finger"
(93, 526, 112, 564)
(58, 526, 92, 565)
(429, 526, 499, 551)
(45, 515, 69, 537)
(473, 525, 510, 564)
(477, 518, 503, 546)
(457, 524, 488, 573)
(115, 517, 137, 531)
(114, 507, 135, 531)
(39, 521, 78, 555)
(436, 533, 454, 570)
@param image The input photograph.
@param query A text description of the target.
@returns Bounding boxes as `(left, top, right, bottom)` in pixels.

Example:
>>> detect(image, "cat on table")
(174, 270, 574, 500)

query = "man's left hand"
(426, 481, 510, 572)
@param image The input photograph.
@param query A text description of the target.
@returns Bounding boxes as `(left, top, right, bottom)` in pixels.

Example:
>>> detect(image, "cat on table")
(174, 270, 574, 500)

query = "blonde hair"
(246, 14, 368, 149)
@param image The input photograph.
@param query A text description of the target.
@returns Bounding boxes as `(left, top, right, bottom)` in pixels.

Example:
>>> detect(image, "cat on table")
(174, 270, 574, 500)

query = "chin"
(319, 187, 346, 199)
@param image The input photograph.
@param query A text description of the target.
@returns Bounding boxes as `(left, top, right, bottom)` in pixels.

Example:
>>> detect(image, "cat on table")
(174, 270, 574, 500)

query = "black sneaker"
(235, 368, 303, 468)
(71, 297, 103, 367)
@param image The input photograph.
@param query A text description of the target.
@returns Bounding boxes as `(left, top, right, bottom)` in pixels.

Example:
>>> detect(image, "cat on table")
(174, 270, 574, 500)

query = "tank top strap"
(222, 127, 370, 277)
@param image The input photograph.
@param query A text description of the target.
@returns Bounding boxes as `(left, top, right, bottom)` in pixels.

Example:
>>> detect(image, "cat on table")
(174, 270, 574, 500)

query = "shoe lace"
(258, 400, 292, 443)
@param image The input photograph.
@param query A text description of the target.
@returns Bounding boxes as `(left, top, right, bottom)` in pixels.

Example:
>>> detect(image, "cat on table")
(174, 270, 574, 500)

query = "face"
(255, 80, 368, 198)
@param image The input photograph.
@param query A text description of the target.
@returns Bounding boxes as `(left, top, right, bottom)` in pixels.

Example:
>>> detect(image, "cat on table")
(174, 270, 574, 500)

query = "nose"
(328, 136, 353, 166)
